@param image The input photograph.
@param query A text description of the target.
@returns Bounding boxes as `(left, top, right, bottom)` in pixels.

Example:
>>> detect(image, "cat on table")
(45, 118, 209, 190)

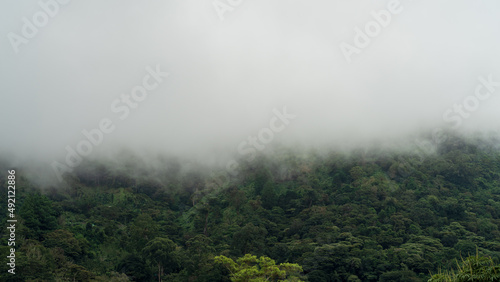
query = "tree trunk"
(158, 262, 161, 282)
(203, 212, 209, 236)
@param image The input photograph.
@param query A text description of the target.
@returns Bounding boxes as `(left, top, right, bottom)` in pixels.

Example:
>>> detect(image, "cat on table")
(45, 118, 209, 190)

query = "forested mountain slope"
(1, 134, 500, 281)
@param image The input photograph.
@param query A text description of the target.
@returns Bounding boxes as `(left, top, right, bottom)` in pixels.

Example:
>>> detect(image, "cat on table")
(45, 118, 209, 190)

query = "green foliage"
(43, 229, 88, 259)
(15, 239, 55, 280)
(129, 213, 159, 251)
(116, 253, 152, 281)
(18, 192, 58, 240)
(232, 223, 268, 256)
(2, 134, 500, 281)
(142, 237, 178, 280)
(429, 253, 500, 281)
(215, 254, 304, 281)
(455, 254, 500, 281)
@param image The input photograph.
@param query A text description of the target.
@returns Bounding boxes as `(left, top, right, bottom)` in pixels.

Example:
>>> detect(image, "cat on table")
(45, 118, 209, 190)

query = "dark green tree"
(142, 237, 178, 282)
(19, 193, 58, 240)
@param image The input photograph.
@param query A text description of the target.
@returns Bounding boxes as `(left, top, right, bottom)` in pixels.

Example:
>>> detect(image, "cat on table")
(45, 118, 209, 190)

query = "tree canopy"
(1, 133, 500, 281)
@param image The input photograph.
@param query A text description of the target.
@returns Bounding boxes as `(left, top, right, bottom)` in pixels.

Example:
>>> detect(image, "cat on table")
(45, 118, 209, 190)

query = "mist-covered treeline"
(1, 133, 500, 281)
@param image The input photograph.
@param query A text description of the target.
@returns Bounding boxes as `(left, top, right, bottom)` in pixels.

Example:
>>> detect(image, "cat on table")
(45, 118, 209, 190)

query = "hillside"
(1, 134, 500, 281)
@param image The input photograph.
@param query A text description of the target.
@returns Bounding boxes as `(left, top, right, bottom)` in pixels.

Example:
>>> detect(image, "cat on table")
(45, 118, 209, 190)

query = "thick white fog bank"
(1, 0, 500, 184)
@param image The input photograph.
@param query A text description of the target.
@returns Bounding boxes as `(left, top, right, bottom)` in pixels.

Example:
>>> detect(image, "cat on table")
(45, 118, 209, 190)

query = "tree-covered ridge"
(1, 134, 500, 281)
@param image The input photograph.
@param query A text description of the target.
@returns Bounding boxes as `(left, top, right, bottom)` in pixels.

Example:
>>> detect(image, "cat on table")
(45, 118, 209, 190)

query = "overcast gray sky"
(1, 0, 500, 173)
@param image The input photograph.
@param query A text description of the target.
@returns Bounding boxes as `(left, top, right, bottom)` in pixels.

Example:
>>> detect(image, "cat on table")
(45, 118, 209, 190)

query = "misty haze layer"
(1, 0, 500, 182)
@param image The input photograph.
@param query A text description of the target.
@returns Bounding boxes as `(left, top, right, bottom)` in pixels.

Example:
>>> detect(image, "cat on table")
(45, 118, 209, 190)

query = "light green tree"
(214, 254, 304, 282)
(429, 253, 500, 282)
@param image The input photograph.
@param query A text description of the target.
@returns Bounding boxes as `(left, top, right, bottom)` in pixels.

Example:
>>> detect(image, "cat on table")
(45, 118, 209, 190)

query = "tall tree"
(142, 237, 178, 282)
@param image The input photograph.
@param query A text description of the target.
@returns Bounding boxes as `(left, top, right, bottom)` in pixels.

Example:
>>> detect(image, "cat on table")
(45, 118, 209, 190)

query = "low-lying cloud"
(1, 0, 500, 184)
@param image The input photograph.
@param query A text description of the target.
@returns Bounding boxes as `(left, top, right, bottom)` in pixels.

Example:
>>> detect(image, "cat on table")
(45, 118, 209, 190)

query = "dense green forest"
(1, 133, 500, 281)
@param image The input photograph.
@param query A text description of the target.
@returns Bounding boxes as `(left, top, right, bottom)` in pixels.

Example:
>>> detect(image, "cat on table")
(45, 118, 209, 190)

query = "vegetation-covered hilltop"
(1, 133, 500, 281)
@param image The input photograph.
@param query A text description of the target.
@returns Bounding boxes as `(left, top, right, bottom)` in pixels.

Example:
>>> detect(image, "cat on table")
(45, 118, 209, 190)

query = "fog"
(1, 0, 500, 184)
